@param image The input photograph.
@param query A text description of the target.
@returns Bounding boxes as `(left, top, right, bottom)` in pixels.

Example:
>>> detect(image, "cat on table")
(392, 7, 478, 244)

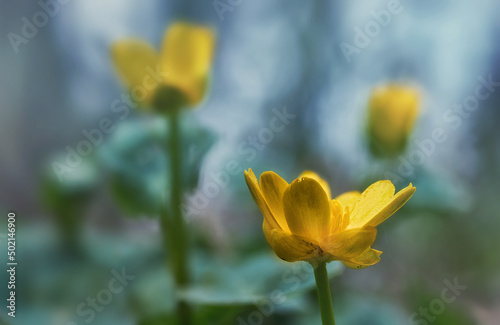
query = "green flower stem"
(313, 262, 336, 325)
(161, 110, 191, 325)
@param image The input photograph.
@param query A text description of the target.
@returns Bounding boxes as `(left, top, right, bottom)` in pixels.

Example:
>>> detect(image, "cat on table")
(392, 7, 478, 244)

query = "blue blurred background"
(1, 0, 499, 324)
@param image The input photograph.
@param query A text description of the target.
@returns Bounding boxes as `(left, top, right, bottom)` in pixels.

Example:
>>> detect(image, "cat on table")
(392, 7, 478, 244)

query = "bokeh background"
(1, 0, 500, 324)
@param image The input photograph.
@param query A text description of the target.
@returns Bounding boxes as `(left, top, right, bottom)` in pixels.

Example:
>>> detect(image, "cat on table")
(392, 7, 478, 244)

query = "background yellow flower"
(367, 84, 419, 157)
(111, 22, 216, 110)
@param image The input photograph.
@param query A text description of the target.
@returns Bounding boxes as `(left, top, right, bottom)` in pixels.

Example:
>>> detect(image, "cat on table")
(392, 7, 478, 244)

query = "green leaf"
(40, 155, 99, 252)
(99, 115, 216, 217)
(130, 265, 177, 317)
(138, 314, 177, 325)
(194, 305, 248, 325)
(40, 154, 99, 214)
(181, 252, 343, 307)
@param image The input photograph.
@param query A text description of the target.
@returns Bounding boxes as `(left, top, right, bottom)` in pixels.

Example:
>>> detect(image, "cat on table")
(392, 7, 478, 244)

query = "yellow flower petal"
(321, 227, 377, 260)
(244, 169, 280, 230)
(330, 200, 344, 234)
(342, 249, 382, 269)
(283, 178, 332, 241)
(265, 222, 318, 262)
(335, 191, 360, 213)
(341, 205, 351, 230)
(160, 22, 215, 105)
(262, 219, 274, 246)
(335, 191, 359, 230)
(259, 171, 290, 232)
(111, 39, 159, 105)
(299, 170, 331, 199)
(348, 181, 415, 229)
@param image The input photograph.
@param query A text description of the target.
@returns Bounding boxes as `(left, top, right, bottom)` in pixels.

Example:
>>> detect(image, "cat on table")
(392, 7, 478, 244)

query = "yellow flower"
(367, 84, 419, 157)
(244, 169, 415, 269)
(111, 22, 216, 109)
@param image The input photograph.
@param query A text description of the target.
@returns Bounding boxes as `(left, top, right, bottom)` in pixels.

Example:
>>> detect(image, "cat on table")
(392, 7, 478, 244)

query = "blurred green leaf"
(130, 265, 176, 317)
(127, 251, 342, 323)
(40, 156, 99, 250)
(194, 305, 248, 325)
(182, 252, 343, 307)
(99, 115, 216, 217)
(138, 314, 177, 325)
(83, 229, 163, 269)
(41, 155, 99, 209)
(294, 293, 409, 325)
(337, 293, 408, 325)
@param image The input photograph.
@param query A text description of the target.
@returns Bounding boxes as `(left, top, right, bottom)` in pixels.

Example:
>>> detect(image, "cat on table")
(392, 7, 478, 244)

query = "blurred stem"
(314, 262, 336, 325)
(169, 109, 188, 285)
(167, 109, 191, 325)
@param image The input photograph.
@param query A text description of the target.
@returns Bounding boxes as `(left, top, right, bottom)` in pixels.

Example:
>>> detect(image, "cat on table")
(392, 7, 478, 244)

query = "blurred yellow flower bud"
(367, 84, 419, 157)
(244, 169, 415, 269)
(111, 22, 216, 111)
